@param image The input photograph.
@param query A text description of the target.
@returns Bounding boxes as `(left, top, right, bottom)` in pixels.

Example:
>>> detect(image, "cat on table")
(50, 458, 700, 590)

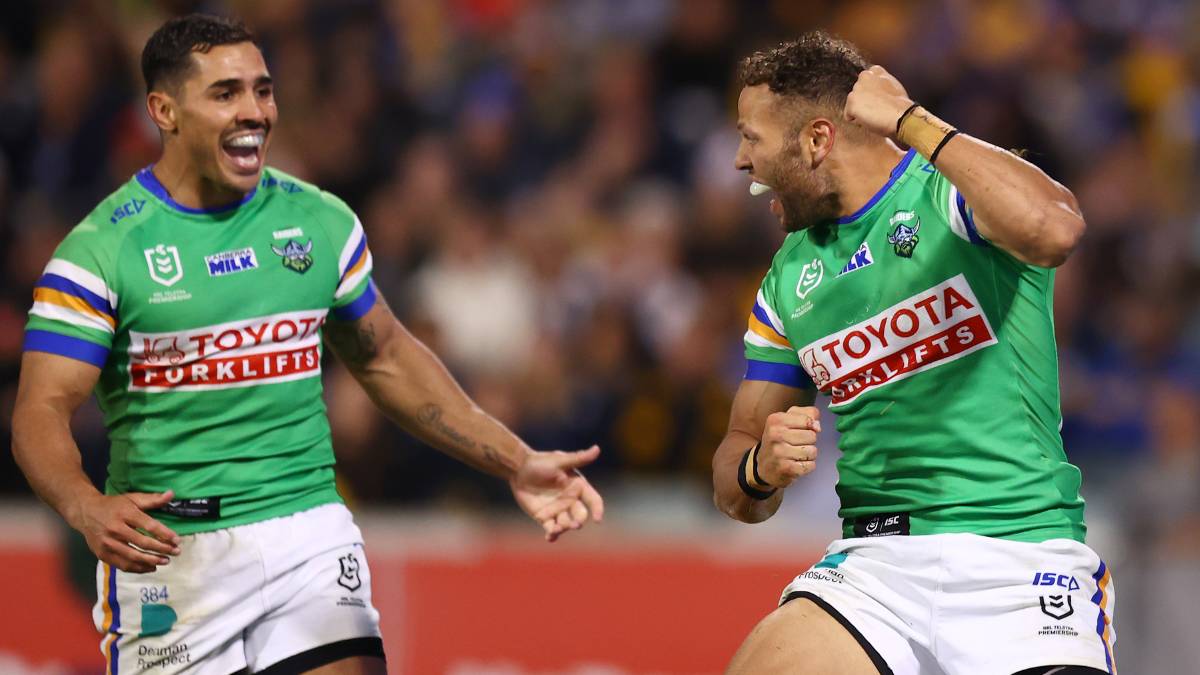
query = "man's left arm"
(323, 292, 603, 541)
(846, 65, 1085, 267)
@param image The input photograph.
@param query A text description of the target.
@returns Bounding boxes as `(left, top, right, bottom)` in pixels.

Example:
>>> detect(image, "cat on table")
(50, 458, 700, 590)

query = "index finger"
(579, 480, 604, 522)
(786, 405, 819, 419)
(130, 511, 181, 546)
(782, 407, 821, 431)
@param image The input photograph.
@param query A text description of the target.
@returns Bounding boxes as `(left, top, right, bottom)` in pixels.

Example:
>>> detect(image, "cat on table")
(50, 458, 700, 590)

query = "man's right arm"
(713, 378, 821, 524)
(12, 351, 180, 573)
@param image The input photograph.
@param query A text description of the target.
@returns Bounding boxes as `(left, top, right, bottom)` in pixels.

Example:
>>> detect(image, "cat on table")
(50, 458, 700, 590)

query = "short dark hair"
(141, 14, 256, 93)
(738, 31, 869, 112)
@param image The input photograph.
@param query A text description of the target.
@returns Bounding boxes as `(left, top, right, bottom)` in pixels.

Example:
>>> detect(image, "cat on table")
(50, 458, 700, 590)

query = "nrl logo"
(1039, 594, 1074, 620)
(337, 552, 362, 592)
(144, 244, 183, 287)
(271, 238, 314, 274)
(796, 258, 824, 299)
(888, 211, 921, 258)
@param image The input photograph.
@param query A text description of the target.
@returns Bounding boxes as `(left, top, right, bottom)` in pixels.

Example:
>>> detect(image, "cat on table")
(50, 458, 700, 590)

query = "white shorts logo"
(798, 274, 998, 406)
(144, 244, 183, 287)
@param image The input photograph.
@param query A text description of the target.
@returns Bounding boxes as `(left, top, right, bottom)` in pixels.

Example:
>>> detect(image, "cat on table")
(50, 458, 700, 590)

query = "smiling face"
(735, 84, 840, 233)
(150, 41, 276, 199)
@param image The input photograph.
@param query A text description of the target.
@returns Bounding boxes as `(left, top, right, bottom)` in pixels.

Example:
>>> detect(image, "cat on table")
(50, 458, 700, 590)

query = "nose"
(237, 92, 268, 127)
(734, 141, 752, 172)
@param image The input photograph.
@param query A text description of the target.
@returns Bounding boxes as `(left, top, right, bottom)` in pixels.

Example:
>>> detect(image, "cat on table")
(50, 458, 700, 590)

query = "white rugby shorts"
(780, 533, 1116, 675)
(92, 503, 383, 674)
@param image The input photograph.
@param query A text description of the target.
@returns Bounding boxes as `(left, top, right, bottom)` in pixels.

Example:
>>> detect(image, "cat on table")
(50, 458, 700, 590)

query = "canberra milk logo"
(144, 244, 183, 287)
(838, 242, 874, 276)
(205, 247, 258, 277)
(796, 259, 824, 299)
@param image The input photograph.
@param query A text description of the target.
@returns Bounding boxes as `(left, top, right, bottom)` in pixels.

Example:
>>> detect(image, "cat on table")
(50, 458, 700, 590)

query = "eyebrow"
(207, 75, 273, 90)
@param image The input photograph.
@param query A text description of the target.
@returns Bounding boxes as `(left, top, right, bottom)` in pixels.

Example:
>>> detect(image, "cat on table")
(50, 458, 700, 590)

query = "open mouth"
(749, 180, 783, 219)
(221, 131, 266, 174)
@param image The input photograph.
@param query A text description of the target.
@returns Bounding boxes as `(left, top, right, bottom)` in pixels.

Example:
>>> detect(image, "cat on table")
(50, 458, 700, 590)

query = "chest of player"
(112, 216, 339, 387)
(119, 221, 337, 327)
(774, 209, 998, 403)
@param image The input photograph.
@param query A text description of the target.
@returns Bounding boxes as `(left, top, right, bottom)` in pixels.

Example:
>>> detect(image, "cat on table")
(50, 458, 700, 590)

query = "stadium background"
(0, 0, 1197, 672)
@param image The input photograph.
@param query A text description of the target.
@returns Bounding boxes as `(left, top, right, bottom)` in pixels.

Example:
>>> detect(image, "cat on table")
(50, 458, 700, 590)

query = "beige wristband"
(897, 106, 957, 159)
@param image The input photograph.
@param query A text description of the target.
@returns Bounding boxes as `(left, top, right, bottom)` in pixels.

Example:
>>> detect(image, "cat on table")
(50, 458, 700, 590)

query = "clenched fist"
(844, 65, 914, 139)
(756, 406, 822, 488)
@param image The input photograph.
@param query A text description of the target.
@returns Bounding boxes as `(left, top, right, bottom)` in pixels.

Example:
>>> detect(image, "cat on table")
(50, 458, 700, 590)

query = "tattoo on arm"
(352, 322, 379, 362)
(326, 293, 393, 369)
(327, 318, 379, 368)
(417, 404, 518, 473)
(482, 443, 518, 472)
(912, 108, 954, 134)
(417, 404, 475, 450)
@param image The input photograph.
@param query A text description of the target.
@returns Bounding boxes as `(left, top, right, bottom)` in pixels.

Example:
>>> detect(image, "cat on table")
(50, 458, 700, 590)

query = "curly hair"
(141, 14, 256, 94)
(738, 31, 869, 112)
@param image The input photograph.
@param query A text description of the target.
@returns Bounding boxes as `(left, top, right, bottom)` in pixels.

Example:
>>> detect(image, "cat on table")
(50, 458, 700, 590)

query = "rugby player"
(11, 14, 602, 674)
(714, 33, 1114, 674)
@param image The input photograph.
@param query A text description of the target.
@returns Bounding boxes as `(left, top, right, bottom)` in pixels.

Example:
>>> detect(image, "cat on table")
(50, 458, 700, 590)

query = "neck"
(830, 139, 907, 219)
(153, 147, 248, 210)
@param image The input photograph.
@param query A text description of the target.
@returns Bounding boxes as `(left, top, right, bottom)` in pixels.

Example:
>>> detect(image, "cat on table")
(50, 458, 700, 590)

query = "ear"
(806, 118, 837, 167)
(146, 90, 179, 134)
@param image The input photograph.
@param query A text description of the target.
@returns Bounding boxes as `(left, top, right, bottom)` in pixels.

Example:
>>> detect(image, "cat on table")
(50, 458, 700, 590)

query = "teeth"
(226, 133, 263, 148)
(749, 181, 771, 196)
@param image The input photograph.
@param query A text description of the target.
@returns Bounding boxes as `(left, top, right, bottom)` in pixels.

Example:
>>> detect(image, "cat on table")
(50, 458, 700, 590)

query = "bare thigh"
(299, 655, 387, 675)
(725, 598, 881, 675)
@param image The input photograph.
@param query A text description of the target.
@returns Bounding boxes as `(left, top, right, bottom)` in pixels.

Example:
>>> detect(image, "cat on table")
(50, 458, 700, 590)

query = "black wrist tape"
(930, 129, 960, 164)
(738, 446, 776, 501)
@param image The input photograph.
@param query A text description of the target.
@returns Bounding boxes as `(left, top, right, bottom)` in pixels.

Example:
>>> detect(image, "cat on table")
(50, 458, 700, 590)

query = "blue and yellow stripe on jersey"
(339, 234, 369, 287)
(25, 258, 116, 367)
(31, 259, 117, 331)
(742, 290, 812, 388)
(332, 217, 376, 321)
(744, 291, 792, 351)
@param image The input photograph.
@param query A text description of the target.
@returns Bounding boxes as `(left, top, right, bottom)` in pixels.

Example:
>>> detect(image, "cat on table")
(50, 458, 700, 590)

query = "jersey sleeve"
(320, 191, 377, 322)
(743, 268, 812, 389)
(24, 222, 119, 367)
(928, 167, 988, 246)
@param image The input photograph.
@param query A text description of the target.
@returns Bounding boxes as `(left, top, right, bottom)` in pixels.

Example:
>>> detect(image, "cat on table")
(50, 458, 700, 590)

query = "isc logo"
(1031, 572, 1080, 591)
(109, 198, 146, 224)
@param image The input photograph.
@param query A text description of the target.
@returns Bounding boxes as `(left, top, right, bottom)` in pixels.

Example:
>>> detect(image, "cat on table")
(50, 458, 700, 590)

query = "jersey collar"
(135, 166, 258, 215)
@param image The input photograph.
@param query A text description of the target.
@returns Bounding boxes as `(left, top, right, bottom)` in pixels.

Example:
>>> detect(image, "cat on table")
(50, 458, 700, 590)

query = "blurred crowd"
(1, 0, 1199, 666)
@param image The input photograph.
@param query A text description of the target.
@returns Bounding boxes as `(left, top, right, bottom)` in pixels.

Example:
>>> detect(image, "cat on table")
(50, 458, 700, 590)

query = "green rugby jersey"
(24, 166, 376, 534)
(744, 149, 1085, 543)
